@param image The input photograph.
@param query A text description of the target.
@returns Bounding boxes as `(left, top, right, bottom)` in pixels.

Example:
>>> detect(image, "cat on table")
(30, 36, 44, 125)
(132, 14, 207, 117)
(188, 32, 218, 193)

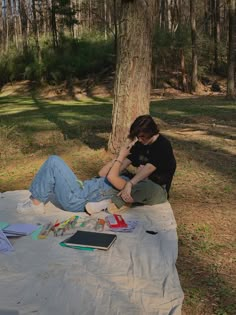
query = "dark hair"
(128, 115, 160, 140)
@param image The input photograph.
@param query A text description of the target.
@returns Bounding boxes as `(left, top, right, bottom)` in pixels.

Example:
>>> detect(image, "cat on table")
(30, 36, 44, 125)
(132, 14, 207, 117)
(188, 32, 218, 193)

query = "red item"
(106, 214, 128, 228)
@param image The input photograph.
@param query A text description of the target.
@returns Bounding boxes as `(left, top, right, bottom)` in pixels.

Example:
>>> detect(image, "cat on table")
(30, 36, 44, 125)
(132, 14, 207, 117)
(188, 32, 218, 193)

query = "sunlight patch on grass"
(214, 104, 236, 109)
(48, 98, 112, 106)
(165, 110, 187, 115)
(0, 105, 37, 114)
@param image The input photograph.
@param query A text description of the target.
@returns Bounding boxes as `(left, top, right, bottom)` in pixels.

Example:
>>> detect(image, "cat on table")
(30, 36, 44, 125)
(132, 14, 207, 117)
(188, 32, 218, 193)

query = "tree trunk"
(190, 0, 198, 92)
(32, 0, 41, 58)
(113, 0, 118, 59)
(51, 0, 58, 48)
(12, 0, 18, 48)
(204, 0, 209, 34)
(214, 0, 220, 73)
(167, 0, 172, 31)
(108, 0, 157, 152)
(180, 48, 188, 92)
(5, 0, 12, 52)
(227, 0, 236, 98)
(0, 0, 3, 50)
(160, 0, 166, 29)
(19, 0, 28, 54)
(104, 0, 107, 39)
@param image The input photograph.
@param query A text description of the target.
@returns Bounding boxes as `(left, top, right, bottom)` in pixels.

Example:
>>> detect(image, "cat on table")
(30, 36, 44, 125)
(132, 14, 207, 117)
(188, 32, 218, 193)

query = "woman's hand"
(117, 139, 137, 161)
(118, 181, 134, 203)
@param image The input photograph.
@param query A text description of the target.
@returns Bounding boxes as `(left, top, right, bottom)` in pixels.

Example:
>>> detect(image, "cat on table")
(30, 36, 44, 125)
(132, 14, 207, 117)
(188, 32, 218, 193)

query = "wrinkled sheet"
(0, 190, 184, 315)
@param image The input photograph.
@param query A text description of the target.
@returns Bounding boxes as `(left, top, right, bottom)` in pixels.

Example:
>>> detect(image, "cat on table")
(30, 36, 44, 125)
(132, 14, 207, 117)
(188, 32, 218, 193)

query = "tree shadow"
(0, 94, 113, 150)
(167, 134, 236, 184)
(1, 93, 235, 178)
(31, 95, 112, 149)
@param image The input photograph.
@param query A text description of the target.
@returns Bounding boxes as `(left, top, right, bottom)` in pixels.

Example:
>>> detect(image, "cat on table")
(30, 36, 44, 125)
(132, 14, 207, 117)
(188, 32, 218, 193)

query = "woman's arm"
(118, 163, 157, 202)
(106, 158, 131, 190)
(130, 163, 157, 185)
(105, 140, 136, 190)
(98, 158, 130, 177)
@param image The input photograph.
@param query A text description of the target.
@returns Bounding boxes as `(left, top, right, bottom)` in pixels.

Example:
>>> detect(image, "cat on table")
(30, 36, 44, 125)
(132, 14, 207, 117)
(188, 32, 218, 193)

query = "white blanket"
(0, 191, 184, 315)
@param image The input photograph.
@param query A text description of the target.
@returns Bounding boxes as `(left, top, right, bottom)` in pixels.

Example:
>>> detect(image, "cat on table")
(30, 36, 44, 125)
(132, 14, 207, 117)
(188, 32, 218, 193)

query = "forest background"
(0, 0, 236, 315)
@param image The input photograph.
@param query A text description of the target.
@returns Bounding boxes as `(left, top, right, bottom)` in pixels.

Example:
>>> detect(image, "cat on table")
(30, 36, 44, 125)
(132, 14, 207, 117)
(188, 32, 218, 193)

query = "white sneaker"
(85, 199, 111, 215)
(16, 198, 45, 215)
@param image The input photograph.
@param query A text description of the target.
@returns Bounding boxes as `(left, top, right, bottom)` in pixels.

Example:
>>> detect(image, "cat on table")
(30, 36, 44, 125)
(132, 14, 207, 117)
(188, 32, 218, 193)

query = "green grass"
(151, 97, 236, 126)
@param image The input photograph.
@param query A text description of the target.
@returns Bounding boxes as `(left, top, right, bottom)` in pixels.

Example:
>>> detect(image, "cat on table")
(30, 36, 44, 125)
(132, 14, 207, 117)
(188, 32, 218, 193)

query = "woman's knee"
(131, 180, 167, 205)
(47, 155, 65, 167)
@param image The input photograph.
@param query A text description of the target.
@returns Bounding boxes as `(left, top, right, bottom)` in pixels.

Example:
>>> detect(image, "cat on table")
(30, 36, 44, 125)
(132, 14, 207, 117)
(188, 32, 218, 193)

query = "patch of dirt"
(0, 80, 32, 96)
(1, 73, 228, 101)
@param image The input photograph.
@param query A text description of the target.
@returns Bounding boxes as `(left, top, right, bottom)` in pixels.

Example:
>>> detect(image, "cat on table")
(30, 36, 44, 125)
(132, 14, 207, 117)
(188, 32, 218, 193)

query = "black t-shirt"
(127, 134, 176, 192)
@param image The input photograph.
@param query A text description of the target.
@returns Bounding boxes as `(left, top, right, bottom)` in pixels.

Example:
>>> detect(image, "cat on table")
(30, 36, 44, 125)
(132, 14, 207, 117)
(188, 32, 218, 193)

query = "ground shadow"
(167, 134, 236, 184)
(0, 94, 113, 150)
(1, 93, 235, 180)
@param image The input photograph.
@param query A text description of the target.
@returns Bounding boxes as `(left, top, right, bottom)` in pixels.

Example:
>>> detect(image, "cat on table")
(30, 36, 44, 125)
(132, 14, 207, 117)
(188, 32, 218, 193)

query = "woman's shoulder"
(154, 133, 171, 145)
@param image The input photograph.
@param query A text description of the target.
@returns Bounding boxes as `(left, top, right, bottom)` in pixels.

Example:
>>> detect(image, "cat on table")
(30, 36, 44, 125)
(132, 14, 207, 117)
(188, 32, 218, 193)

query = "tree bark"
(214, 0, 220, 73)
(227, 0, 236, 98)
(180, 48, 188, 92)
(32, 0, 41, 58)
(113, 0, 118, 59)
(12, 0, 19, 48)
(51, 0, 58, 48)
(19, 0, 28, 53)
(108, 0, 157, 152)
(190, 0, 198, 92)
(0, 0, 3, 50)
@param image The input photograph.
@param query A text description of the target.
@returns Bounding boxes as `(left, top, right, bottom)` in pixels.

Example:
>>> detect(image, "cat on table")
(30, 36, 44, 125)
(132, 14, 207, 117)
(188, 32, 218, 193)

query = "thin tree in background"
(214, 0, 220, 73)
(109, 0, 158, 152)
(32, 0, 41, 58)
(190, 0, 198, 92)
(19, 0, 28, 53)
(0, 0, 3, 50)
(227, 0, 236, 98)
(51, 0, 58, 48)
(179, 0, 189, 92)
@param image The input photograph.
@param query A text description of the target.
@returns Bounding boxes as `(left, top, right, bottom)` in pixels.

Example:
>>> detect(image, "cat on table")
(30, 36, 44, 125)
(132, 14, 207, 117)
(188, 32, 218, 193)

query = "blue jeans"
(29, 155, 119, 212)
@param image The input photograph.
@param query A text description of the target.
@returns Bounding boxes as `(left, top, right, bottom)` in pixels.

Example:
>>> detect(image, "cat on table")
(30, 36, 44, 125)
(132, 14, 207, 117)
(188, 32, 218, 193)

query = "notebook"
(3, 223, 39, 236)
(62, 230, 117, 250)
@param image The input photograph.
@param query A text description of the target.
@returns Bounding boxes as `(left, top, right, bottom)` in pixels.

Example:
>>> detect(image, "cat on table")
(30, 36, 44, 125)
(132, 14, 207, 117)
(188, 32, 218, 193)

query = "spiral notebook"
(62, 230, 117, 250)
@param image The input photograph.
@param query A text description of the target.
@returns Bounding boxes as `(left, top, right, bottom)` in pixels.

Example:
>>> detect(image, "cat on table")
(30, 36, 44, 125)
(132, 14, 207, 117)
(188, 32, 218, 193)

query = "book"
(3, 223, 39, 236)
(106, 214, 128, 228)
(62, 230, 117, 250)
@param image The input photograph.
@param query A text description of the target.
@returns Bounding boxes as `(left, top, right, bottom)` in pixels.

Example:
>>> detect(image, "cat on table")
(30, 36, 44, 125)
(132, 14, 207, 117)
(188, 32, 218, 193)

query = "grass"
(0, 84, 236, 314)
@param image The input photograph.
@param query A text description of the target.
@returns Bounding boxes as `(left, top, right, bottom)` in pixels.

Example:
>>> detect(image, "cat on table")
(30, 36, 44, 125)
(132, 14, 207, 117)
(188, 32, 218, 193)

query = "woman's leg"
(29, 155, 86, 212)
(111, 180, 167, 208)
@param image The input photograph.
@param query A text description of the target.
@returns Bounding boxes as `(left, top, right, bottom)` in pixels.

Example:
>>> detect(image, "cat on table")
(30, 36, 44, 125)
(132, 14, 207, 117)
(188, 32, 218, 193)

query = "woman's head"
(128, 115, 160, 143)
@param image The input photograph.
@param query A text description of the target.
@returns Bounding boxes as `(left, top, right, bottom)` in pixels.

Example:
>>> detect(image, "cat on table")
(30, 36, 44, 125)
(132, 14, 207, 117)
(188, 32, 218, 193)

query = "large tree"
(108, 0, 158, 152)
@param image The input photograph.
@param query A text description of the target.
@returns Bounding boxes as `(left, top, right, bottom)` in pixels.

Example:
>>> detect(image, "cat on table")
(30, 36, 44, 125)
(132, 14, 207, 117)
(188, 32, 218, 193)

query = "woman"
(17, 115, 175, 215)
(86, 114, 176, 213)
